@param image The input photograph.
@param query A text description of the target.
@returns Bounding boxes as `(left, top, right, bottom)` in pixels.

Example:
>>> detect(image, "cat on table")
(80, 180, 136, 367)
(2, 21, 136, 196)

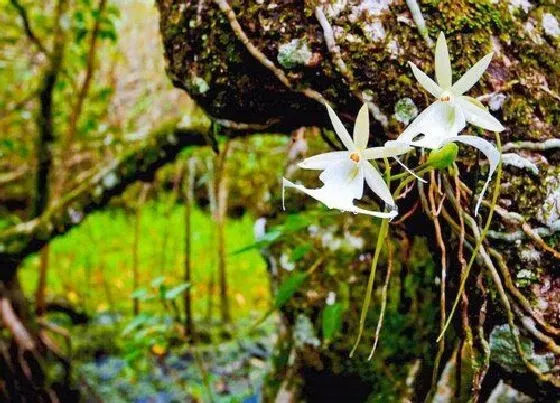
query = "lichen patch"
(277, 39, 312, 69)
(537, 171, 560, 231)
(543, 13, 560, 38)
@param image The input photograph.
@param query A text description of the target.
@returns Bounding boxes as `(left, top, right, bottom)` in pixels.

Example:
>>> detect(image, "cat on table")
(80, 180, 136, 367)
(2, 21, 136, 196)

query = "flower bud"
(428, 143, 459, 169)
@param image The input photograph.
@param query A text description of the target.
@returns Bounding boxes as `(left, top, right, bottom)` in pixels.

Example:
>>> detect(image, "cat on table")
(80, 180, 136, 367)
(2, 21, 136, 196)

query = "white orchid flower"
(283, 103, 410, 219)
(399, 32, 504, 148)
(396, 32, 504, 216)
(400, 32, 505, 144)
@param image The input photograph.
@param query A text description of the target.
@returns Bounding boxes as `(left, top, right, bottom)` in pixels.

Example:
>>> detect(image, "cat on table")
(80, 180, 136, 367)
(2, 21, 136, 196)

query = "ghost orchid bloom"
(283, 103, 410, 219)
(399, 31, 504, 149)
(396, 32, 504, 216)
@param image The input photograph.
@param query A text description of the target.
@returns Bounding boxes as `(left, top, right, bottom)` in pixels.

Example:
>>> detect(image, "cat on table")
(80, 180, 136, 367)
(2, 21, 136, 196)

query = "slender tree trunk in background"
(34, 0, 106, 321)
(160, 162, 183, 276)
(33, 7, 65, 219)
(205, 156, 217, 325)
(215, 141, 231, 325)
(55, 0, 108, 195)
(66, 0, 107, 146)
(206, 273, 214, 325)
(34, 247, 50, 316)
(132, 184, 149, 316)
(217, 177, 230, 325)
(32, 0, 68, 319)
(99, 261, 116, 318)
(183, 158, 196, 339)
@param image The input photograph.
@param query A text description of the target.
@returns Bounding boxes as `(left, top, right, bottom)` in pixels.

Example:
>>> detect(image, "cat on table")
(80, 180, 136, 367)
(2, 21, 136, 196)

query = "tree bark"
(33, 0, 68, 318)
(132, 184, 149, 316)
(160, 162, 183, 275)
(157, 0, 560, 399)
(215, 141, 232, 325)
(183, 158, 196, 339)
(34, 247, 49, 316)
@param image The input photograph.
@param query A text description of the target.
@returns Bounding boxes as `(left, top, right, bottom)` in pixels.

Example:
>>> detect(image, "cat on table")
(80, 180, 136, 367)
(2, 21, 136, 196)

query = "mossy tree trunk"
(157, 0, 560, 400)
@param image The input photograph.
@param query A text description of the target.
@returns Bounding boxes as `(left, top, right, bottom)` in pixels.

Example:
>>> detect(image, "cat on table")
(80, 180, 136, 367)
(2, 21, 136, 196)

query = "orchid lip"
(439, 90, 454, 102)
(349, 152, 361, 163)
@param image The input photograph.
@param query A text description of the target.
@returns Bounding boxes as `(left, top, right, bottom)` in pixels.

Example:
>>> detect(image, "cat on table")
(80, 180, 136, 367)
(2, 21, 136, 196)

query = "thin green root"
(368, 236, 392, 360)
(350, 209, 389, 358)
(350, 159, 392, 358)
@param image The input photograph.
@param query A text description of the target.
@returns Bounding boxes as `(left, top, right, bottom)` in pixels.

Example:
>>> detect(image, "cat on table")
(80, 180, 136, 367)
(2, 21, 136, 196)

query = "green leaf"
(292, 245, 311, 261)
(0, 139, 15, 151)
(428, 142, 459, 169)
(164, 283, 191, 299)
(232, 213, 315, 256)
(122, 313, 150, 335)
(131, 287, 148, 299)
(230, 231, 281, 255)
(322, 303, 344, 342)
(151, 276, 166, 288)
(274, 272, 307, 308)
(281, 213, 313, 232)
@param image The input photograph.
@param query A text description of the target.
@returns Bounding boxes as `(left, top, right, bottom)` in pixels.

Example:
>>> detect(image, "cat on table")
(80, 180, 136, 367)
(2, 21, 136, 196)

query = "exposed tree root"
(489, 248, 560, 337)
(465, 215, 560, 388)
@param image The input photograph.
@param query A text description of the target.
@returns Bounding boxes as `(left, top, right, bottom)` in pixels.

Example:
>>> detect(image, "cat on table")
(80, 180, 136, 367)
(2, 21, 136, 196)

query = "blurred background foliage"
(0, 0, 295, 400)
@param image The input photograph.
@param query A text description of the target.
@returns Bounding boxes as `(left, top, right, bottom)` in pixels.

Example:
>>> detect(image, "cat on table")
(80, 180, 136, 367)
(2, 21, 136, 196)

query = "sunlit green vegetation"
(20, 201, 270, 319)
(18, 197, 275, 401)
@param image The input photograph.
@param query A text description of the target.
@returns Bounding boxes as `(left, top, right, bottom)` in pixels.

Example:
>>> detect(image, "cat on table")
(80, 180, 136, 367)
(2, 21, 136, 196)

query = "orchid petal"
(409, 62, 443, 98)
(319, 159, 364, 200)
(435, 32, 452, 89)
(397, 101, 466, 149)
(282, 178, 397, 219)
(362, 161, 395, 206)
(347, 205, 397, 219)
(362, 141, 411, 159)
(353, 103, 370, 149)
(451, 52, 494, 95)
(298, 151, 348, 170)
(325, 103, 355, 150)
(457, 96, 504, 132)
(441, 135, 500, 216)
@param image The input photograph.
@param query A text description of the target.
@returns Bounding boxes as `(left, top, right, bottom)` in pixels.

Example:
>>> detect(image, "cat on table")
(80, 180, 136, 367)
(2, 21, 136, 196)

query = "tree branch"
(9, 0, 48, 56)
(66, 0, 108, 147)
(0, 115, 286, 279)
(33, 0, 68, 218)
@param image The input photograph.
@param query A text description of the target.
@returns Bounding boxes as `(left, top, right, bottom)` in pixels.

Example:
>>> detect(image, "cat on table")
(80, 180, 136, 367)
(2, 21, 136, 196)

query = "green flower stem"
(368, 234, 392, 360)
(350, 158, 391, 357)
(350, 203, 389, 358)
